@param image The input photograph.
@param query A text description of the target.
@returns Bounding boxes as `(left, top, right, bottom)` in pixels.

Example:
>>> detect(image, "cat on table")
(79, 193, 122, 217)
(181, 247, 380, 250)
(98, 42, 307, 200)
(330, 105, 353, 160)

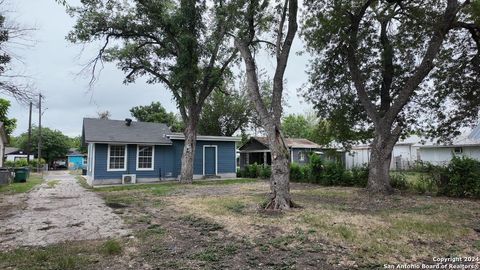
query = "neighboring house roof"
(239, 137, 321, 151)
(5, 147, 20, 155)
(67, 148, 86, 157)
(82, 118, 173, 145)
(415, 134, 480, 148)
(4, 147, 32, 156)
(347, 132, 480, 150)
(468, 125, 480, 140)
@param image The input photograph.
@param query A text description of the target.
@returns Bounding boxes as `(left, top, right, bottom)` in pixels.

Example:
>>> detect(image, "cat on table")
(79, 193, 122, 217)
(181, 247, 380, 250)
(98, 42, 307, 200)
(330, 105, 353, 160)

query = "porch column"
(264, 152, 267, 165)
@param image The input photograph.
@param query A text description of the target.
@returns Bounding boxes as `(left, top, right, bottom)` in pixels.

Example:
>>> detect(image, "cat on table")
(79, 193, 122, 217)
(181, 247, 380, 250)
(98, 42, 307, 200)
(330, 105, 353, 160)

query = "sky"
(5, 0, 311, 137)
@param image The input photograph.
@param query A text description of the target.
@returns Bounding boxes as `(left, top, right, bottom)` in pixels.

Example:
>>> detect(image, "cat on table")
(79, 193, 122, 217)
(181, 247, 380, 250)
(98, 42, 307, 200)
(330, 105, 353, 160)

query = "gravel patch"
(0, 171, 129, 249)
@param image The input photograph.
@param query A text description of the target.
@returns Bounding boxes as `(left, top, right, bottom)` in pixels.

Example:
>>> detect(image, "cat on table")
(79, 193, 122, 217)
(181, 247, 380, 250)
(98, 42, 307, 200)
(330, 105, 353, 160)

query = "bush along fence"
(237, 155, 480, 199)
(4, 158, 46, 172)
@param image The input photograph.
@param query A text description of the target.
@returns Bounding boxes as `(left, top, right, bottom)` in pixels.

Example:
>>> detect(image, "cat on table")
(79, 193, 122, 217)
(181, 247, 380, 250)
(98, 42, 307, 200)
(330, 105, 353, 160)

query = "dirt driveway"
(0, 171, 129, 250)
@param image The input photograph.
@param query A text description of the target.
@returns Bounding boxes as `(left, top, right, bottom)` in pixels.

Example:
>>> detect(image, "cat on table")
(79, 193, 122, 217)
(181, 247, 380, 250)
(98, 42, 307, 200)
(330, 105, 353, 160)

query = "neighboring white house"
(345, 126, 480, 169)
(417, 131, 480, 166)
(345, 136, 421, 170)
(4, 147, 35, 163)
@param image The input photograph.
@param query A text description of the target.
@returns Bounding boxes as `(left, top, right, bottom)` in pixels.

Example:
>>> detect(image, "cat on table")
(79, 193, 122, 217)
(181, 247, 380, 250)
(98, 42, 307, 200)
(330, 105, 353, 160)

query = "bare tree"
(234, 0, 298, 210)
(0, 1, 37, 104)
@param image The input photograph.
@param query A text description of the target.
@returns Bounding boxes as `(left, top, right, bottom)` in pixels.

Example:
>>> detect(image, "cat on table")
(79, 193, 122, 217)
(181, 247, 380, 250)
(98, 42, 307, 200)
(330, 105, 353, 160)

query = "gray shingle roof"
(82, 118, 172, 144)
(469, 125, 480, 140)
(248, 137, 322, 149)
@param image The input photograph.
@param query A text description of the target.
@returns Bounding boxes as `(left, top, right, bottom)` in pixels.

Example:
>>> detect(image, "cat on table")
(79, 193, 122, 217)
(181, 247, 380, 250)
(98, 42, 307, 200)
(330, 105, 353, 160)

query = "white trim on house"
(92, 143, 96, 180)
(85, 140, 172, 145)
(87, 144, 91, 172)
(168, 134, 241, 142)
(107, 144, 127, 172)
(136, 145, 155, 171)
(202, 145, 218, 176)
(237, 149, 271, 153)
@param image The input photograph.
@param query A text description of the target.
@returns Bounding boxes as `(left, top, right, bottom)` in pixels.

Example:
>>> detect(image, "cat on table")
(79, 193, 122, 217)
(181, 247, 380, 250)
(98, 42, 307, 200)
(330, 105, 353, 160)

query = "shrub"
(244, 163, 261, 178)
(100, 239, 122, 255)
(4, 160, 15, 168)
(411, 174, 437, 194)
(390, 173, 408, 190)
(322, 161, 346, 186)
(290, 163, 303, 181)
(300, 165, 312, 183)
(308, 154, 324, 183)
(259, 165, 271, 179)
(438, 156, 480, 198)
(15, 159, 29, 167)
(350, 166, 368, 187)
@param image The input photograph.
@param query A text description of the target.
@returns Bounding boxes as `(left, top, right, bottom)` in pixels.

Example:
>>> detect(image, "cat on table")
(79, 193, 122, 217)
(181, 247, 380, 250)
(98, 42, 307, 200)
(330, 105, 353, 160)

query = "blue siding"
(68, 156, 85, 170)
(204, 147, 216, 175)
(93, 140, 236, 181)
(172, 140, 236, 176)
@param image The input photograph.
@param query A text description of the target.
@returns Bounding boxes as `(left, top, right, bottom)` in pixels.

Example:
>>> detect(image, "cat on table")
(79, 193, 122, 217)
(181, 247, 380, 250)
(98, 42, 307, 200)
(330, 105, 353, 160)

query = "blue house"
(67, 149, 87, 170)
(82, 118, 240, 186)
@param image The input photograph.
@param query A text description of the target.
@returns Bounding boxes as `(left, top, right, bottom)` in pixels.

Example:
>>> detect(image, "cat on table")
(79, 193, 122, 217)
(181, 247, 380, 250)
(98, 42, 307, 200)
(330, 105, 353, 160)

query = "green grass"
(196, 196, 263, 216)
(195, 247, 220, 262)
(0, 175, 43, 194)
(474, 240, 480, 251)
(95, 182, 178, 196)
(0, 242, 99, 270)
(181, 215, 224, 232)
(295, 188, 351, 198)
(390, 218, 454, 238)
(100, 239, 122, 255)
(76, 176, 92, 190)
(69, 169, 82, 175)
(193, 178, 258, 186)
(136, 224, 165, 239)
(46, 180, 60, 188)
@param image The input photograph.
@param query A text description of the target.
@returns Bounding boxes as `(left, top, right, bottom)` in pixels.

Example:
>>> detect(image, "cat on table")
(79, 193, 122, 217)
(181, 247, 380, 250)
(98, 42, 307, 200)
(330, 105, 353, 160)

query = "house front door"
(204, 146, 216, 175)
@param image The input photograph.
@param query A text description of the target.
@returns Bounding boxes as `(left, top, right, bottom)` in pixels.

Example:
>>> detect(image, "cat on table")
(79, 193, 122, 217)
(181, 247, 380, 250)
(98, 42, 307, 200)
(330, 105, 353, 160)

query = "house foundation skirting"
(90, 173, 237, 186)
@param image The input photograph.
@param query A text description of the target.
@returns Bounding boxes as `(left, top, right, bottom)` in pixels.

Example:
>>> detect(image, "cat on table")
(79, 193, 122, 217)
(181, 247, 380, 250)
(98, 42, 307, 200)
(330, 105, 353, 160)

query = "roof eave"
(168, 134, 242, 142)
(85, 140, 173, 145)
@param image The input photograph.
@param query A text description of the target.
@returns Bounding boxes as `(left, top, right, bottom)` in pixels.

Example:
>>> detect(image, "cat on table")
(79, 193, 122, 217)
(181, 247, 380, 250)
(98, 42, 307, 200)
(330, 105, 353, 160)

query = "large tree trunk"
(367, 135, 395, 194)
(179, 116, 198, 183)
(265, 126, 293, 210)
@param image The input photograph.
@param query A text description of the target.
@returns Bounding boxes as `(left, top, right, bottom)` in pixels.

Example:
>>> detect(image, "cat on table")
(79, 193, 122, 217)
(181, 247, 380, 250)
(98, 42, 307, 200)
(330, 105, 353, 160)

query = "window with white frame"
(108, 145, 126, 170)
(453, 147, 463, 154)
(137, 145, 154, 170)
(299, 151, 306, 161)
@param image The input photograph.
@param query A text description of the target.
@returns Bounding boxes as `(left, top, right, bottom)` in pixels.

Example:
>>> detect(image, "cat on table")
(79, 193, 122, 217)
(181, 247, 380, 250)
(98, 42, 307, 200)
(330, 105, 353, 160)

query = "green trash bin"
(14, 168, 28, 183)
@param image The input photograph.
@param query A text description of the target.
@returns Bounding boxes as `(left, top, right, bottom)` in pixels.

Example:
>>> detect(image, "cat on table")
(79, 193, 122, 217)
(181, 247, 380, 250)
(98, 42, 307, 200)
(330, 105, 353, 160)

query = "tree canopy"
(303, 0, 480, 143)
(15, 127, 70, 165)
(130, 102, 184, 132)
(0, 5, 36, 103)
(302, 0, 480, 194)
(199, 81, 251, 136)
(67, 0, 239, 182)
(0, 98, 16, 138)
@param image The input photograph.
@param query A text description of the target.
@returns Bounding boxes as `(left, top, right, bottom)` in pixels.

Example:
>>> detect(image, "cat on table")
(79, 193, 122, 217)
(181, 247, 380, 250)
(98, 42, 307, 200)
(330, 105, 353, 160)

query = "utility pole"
(27, 102, 32, 164)
(37, 94, 42, 174)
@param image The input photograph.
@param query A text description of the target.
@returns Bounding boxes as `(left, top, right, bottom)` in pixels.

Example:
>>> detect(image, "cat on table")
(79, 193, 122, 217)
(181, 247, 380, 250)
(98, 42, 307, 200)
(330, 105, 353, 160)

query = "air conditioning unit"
(122, 174, 136, 184)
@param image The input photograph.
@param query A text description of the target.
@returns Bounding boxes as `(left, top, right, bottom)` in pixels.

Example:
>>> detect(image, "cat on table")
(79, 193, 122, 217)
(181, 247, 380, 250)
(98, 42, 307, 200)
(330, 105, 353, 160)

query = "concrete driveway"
(0, 171, 129, 249)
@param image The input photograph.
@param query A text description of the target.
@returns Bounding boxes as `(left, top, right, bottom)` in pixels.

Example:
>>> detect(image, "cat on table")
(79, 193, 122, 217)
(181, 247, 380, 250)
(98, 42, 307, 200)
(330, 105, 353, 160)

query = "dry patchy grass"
(167, 182, 480, 268)
(3, 178, 478, 269)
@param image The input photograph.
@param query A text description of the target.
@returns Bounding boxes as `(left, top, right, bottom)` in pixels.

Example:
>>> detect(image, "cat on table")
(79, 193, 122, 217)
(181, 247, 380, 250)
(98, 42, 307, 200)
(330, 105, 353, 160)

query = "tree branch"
(385, 0, 460, 124)
(345, 0, 379, 124)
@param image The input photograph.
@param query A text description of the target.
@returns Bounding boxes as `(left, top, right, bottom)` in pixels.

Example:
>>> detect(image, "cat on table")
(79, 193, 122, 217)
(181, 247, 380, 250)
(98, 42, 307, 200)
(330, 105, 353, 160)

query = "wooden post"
(37, 94, 42, 174)
(27, 102, 32, 164)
